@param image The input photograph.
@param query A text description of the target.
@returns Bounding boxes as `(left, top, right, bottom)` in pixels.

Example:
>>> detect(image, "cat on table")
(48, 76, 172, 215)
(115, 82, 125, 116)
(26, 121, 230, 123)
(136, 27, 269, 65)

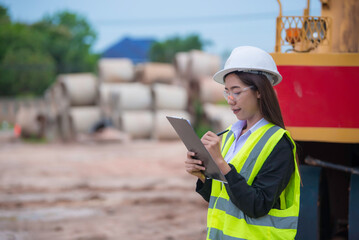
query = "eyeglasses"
(223, 86, 254, 101)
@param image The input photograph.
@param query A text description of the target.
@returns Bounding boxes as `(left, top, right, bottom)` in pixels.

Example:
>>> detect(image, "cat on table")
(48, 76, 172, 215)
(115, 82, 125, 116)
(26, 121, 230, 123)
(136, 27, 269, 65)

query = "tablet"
(166, 116, 227, 182)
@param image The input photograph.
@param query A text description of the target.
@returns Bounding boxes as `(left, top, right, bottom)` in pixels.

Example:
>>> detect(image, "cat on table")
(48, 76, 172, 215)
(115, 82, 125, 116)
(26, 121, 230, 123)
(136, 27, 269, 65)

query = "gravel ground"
(0, 139, 208, 240)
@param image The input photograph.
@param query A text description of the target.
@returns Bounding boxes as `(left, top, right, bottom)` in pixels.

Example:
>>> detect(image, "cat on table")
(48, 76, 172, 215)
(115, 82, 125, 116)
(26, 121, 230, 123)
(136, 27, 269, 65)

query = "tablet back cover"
(166, 116, 227, 182)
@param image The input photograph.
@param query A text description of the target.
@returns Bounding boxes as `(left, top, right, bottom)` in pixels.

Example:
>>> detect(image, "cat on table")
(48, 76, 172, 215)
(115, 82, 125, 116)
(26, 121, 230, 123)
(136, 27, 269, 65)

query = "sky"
(0, 0, 321, 58)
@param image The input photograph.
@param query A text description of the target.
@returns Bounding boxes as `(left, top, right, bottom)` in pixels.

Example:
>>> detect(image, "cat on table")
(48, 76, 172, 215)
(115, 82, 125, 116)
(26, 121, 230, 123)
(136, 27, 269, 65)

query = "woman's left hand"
(201, 131, 231, 175)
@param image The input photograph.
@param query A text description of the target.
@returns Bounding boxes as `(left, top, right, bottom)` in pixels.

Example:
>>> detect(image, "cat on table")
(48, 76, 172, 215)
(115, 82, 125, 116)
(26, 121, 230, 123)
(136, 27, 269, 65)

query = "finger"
(202, 134, 219, 143)
(185, 158, 203, 166)
(206, 131, 217, 137)
(186, 163, 205, 172)
(201, 138, 210, 145)
(208, 134, 221, 142)
(201, 131, 213, 140)
(185, 159, 205, 168)
(197, 165, 206, 171)
(187, 151, 196, 158)
(202, 138, 217, 147)
(201, 135, 215, 143)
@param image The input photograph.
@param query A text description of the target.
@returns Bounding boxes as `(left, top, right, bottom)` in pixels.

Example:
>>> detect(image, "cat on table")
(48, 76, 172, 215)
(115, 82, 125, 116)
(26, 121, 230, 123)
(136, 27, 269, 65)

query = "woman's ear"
(256, 91, 260, 99)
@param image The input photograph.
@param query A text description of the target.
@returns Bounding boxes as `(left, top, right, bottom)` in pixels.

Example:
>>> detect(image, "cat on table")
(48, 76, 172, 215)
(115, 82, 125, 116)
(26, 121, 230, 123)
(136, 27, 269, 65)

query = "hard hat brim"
(213, 67, 282, 86)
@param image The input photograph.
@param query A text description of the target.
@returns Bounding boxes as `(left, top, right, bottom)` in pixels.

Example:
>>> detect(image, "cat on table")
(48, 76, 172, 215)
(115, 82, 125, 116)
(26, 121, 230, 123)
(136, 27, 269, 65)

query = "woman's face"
(224, 73, 262, 123)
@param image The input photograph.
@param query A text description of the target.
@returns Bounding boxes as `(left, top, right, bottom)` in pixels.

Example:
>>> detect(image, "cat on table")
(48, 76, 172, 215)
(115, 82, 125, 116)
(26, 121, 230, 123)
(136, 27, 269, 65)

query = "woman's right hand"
(185, 151, 206, 182)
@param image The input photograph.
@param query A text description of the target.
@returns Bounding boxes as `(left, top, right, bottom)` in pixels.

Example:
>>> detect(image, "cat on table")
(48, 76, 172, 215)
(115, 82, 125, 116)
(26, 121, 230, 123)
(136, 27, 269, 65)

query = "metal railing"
(275, 16, 331, 53)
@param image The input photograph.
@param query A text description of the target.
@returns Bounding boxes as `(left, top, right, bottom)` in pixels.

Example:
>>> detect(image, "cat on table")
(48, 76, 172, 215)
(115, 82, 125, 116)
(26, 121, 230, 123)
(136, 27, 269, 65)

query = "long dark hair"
(227, 71, 302, 183)
(227, 71, 285, 129)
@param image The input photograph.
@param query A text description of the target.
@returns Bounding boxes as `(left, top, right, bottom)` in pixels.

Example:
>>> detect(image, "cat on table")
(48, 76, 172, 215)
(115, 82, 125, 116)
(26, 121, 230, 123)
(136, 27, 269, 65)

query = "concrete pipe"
(58, 73, 98, 106)
(187, 50, 221, 81)
(99, 83, 121, 104)
(203, 103, 237, 133)
(119, 110, 153, 139)
(69, 107, 102, 134)
(58, 111, 73, 141)
(152, 110, 191, 140)
(99, 83, 121, 117)
(43, 88, 62, 141)
(106, 83, 152, 113)
(98, 58, 135, 83)
(199, 76, 225, 104)
(152, 83, 188, 110)
(44, 85, 61, 117)
(174, 52, 190, 79)
(49, 82, 68, 115)
(136, 63, 176, 84)
(15, 106, 46, 138)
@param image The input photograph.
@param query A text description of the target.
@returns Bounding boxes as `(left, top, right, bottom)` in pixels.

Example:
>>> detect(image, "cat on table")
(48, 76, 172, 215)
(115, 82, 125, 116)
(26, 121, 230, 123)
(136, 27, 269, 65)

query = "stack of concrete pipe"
(134, 61, 188, 140)
(98, 58, 136, 118)
(58, 73, 99, 107)
(106, 83, 153, 139)
(198, 76, 225, 104)
(37, 51, 231, 141)
(151, 83, 191, 140)
(174, 50, 221, 82)
(43, 81, 71, 140)
(44, 73, 101, 140)
(198, 76, 237, 131)
(174, 50, 237, 132)
(43, 89, 60, 140)
(174, 50, 222, 104)
(13, 100, 47, 138)
(98, 58, 135, 83)
(99, 59, 192, 140)
(202, 103, 237, 133)
(98, 58, 154, 139)
(60, 73, 101, 138)
(135, 62, 176, 85)
(15, 104, 46, 138)
(0, 99, 46, 127)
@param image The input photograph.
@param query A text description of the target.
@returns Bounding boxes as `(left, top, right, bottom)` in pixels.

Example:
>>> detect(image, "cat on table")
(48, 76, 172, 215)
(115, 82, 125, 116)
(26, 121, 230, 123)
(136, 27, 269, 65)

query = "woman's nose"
(227, 95, 235, 104)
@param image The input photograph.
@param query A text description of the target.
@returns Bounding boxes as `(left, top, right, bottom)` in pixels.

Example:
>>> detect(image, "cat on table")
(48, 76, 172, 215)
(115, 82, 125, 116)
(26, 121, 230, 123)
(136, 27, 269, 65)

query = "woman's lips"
(232, 108, 241, 114)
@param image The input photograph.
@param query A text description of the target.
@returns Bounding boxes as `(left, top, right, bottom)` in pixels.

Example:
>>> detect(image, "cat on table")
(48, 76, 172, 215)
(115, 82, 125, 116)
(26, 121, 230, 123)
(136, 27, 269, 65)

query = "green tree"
(0, 19, 52, 96)
(0, 23, 47, 61)
(0, 7, 99, 97)
(0, 5, 10, 25)
(149, 34, 208, 63)
(0, 49, 55, 97)
(33, 10, 98, 73)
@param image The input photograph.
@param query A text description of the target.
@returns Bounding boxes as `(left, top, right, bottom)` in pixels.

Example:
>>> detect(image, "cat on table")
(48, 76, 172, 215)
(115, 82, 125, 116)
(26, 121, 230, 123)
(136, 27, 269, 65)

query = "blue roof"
(102, 37, 155, 64)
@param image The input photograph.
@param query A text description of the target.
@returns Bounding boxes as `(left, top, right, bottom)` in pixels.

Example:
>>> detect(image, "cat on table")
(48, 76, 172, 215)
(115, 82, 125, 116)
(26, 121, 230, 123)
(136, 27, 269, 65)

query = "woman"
(185, 46, 300, 240)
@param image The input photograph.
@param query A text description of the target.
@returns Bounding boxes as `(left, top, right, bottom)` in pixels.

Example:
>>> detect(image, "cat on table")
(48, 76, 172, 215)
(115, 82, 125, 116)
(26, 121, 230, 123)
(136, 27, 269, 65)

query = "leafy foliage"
(149, 34, 207, 63)
(0, 49, 55, 97)
(0, 5, 10, 25)
(33, 11, 98, 73)
(0, 6, 99, 97)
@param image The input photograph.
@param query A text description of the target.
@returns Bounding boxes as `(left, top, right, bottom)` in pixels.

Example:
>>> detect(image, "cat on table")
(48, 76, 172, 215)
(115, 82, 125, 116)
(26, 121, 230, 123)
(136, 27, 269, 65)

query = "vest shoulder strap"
(221, 129, 234, 152)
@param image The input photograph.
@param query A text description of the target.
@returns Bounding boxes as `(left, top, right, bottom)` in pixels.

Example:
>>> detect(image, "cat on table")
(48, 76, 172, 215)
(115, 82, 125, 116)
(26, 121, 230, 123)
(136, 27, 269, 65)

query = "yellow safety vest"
(207, 123, 300, 240)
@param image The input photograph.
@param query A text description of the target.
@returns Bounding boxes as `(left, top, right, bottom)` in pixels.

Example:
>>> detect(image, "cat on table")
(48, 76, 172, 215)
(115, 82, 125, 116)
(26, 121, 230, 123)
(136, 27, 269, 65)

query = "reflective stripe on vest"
(239, 125, 280, 181)
(207, 123, 300, 240)
(209, 228, 246, 240)
(221, 130, 234, 152)
(208, 196, 298, 229)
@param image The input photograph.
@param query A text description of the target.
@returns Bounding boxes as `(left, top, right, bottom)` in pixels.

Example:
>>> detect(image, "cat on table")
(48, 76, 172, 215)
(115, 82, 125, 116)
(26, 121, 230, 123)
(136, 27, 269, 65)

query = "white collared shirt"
(224, 118, 269, 163)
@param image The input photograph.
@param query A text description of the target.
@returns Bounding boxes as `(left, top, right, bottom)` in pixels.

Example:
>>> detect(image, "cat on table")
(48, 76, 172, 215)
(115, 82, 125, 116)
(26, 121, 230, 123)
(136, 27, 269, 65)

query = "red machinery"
(270, 0, 359, 239)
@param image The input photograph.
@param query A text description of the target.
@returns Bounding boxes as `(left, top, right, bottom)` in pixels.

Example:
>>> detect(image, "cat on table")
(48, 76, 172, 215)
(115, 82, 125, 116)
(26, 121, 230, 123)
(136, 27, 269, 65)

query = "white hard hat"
(213, 46, 282, 86)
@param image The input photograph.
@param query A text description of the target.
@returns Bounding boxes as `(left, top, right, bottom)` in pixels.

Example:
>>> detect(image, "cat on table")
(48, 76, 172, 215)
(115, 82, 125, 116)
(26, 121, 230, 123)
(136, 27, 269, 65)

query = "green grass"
(23, 136, 47, 144)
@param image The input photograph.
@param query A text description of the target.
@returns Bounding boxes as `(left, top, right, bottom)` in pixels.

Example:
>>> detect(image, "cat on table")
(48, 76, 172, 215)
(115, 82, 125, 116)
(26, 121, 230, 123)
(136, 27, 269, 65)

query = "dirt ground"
(0, 137, 208, 240)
